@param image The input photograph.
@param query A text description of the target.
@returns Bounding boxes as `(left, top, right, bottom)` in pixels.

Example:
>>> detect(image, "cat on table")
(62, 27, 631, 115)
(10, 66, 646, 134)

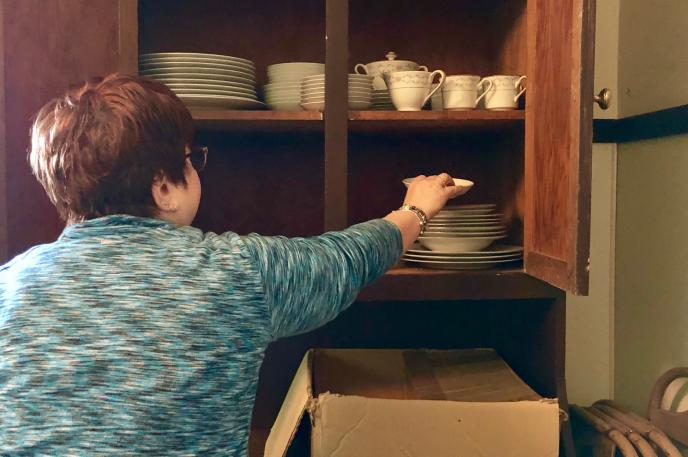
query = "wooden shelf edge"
(349, 110, 525, 122)
(357, 266, 561, 302)
(191, 109, 323, 132)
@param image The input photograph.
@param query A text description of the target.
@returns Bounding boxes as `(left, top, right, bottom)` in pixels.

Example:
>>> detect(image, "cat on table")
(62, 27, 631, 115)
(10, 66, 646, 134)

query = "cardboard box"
(265, 348, 560, 457)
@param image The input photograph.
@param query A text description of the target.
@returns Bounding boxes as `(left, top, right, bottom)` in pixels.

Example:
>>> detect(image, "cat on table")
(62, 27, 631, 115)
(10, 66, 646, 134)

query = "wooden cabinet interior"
(349, 0, 527, 77)
(134, 1, 575, 456)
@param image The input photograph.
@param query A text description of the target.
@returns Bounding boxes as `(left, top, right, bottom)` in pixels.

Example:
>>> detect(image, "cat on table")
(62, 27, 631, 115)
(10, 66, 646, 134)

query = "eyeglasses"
(186, 146, 208, 172)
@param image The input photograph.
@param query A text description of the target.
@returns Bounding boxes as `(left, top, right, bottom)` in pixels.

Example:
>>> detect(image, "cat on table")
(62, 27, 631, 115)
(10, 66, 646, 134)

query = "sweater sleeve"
(239, 219, 402, 340)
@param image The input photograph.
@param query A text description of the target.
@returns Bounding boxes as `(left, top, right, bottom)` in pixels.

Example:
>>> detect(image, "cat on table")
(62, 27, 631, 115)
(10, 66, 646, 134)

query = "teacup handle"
(423, 70, 446, 107)
(354, 64, 368, 75)
(474, 78, 494, 108)
(418, 65, 429, 72)
(514, 75, 527, 102)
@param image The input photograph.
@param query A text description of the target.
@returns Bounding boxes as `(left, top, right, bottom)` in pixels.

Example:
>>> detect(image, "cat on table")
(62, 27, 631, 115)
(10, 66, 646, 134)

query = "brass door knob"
(594, 88, 611, 110)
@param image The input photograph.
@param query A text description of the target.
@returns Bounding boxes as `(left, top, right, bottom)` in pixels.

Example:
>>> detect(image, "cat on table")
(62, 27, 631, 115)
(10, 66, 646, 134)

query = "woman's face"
(177, 158, 202, 226)
(150, 149, 203, 227)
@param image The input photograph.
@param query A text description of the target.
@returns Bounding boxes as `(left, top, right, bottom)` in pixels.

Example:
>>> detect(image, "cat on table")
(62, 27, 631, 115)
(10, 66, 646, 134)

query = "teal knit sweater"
(0, 215, 402, 455)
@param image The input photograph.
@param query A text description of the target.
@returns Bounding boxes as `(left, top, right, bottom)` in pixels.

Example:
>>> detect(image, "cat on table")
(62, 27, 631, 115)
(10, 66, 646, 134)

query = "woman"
(0, 73, 466, 455)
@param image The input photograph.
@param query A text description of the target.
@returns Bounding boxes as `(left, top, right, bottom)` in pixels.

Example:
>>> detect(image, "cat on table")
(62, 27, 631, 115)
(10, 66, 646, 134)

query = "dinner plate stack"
(403, 243, 524, 270)
(139, 52, 263, 110)
(264, 62, 325, 111)
(399, 200, 523, 269)
(371, 89, 394, 110)
(300, 74, 374, 112)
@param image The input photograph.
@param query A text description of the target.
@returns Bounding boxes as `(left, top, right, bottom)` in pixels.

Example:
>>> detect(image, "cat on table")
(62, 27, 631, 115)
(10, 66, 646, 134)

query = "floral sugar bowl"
(354, 51, 427, 89)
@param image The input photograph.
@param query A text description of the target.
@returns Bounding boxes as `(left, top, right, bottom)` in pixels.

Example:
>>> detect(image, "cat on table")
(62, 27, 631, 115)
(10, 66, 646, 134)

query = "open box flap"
(264, 349, 314, 457)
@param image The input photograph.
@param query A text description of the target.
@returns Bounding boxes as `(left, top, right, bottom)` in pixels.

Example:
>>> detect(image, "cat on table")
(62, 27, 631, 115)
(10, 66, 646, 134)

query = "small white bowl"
(418, 235, 505, 253)
(301, 101, 325, 111)
(402, 177, 474, 196)
(268, 101, 303, 111)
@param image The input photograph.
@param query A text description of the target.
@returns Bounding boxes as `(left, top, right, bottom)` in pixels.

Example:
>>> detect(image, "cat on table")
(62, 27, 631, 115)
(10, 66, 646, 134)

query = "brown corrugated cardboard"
(265, 348, 560, 457)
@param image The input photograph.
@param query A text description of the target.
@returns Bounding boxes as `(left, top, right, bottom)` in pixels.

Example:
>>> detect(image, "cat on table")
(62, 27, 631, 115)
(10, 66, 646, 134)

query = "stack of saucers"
(403, 242, 523, 270)
(264, 62, 325, 111)
(300, 74, 374, 112)
(139, 52, 264, 110)
(371, 89, 394, 110)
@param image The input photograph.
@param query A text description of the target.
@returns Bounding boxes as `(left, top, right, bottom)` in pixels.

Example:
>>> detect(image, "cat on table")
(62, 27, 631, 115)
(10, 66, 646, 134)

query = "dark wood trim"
(593, 104, 688, 143)
(191, 109, 323, 132)
(554, 293, 577, 457)
(0, 1, 7, 261)
(324, 0, 348, 231)
(357, 267, 561, 302)
(118, 0, 138, 75)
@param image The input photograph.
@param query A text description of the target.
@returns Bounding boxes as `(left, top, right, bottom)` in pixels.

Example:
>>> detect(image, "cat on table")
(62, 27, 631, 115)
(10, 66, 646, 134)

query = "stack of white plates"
(139, 52, 264, 110)
(403, 243, 523, 270)
(300, 74, 374, 112)
(397, 195, 523, 269)
(264, 62, 325, 111)
(372, 89, 394, 110)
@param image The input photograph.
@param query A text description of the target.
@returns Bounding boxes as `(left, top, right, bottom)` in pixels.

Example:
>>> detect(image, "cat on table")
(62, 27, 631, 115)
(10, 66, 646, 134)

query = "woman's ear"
(151, 175, 178, 213)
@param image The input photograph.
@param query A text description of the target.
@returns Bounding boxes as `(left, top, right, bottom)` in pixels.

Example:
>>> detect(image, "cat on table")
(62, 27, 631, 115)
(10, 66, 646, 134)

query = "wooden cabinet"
(0, 0, 595, 455)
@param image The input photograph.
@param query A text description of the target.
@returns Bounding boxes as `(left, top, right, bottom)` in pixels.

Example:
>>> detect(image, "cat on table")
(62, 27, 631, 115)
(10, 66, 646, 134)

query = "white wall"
(617, 0, 688, 116)
(566, 144, 617, 405)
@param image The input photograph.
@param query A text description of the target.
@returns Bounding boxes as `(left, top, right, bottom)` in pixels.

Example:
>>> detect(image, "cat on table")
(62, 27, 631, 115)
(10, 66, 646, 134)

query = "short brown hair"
(29, 73, 194, 223)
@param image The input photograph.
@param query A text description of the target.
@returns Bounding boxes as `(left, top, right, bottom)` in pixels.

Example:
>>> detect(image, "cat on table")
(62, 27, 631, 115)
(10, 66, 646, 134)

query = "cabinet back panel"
(192, 132, 324, 237)
(348, 131, 524, 241)
(139, 0, 325, 90)
(349, 0, 527, 77)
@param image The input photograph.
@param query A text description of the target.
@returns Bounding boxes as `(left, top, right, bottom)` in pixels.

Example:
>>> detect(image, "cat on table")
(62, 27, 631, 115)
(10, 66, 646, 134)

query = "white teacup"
(388, 70, 446, 111)
(442, 75, 493, 110)
(483, 75, 526, 110)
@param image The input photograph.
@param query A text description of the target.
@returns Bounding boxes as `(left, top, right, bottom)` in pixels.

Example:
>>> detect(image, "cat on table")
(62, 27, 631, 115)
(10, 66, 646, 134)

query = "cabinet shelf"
(190, 109, 323, 132)
(349, 110, 525, 132)
(190, 109, 524, 133)
(357, 266, 560, 302)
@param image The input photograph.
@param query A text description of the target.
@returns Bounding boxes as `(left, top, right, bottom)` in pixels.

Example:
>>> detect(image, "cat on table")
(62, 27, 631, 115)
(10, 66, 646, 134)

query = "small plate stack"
(371, 89, 394, 110)
(139, 52, 264, 110)
(264, 62, 325, 111)
(300, 74, 374, 112)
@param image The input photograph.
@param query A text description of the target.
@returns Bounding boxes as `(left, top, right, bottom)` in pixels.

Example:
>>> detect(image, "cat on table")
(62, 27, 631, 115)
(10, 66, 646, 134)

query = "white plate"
(430, 218, 504, 224)
(148, 74, 255, 88)
(141, 57, 255, 72)
(267, 62, 324, 70)
(177, 94, 265, 110)
(407, 244, 523, 257)
(402, 177, 474, 193)
(172, 89, 257, 100)
(264, 82, 303, 90)
(302, 74, 374, 81)
(403, 252, 522, 261)
(140, 60, 256, 74)
(301, 96, 371, 103)
(427, 221, 504, 227)
(418, 235, 505, 253)
(140, 52, 254, 67)
(422, 231, 507, 237)
(164, 82, 255, 95)
(141, 67, 255, 82)
(402, 257, 521, 270)
(154, 77, 254, 91)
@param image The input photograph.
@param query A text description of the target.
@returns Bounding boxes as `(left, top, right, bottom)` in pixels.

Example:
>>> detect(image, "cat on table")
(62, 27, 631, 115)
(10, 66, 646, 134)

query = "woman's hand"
(403, 173, 469, 219)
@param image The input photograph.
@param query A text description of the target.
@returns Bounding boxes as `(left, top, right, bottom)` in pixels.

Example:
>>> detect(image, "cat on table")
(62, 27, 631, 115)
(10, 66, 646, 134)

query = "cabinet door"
(0, 0, 136, 262)
(524, 0, 595, 295)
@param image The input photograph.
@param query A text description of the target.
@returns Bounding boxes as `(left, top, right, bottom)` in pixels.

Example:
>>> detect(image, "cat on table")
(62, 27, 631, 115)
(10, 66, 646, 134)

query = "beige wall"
(617, 0, 688, 117)
(593, 0, 620, 119)
(614, 134, 688, 412)
(566, 144, 617, 405)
